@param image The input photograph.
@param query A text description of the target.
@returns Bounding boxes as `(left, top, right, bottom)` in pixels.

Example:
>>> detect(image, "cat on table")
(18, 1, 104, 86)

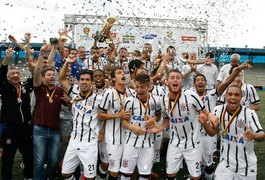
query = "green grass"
(1, 90, 265, 179)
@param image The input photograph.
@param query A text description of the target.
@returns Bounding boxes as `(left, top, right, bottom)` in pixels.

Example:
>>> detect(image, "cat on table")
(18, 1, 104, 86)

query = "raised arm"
(2, 46, 14, 66)
(199, 110, 218, 137)
(217, 61, 252, 95)
(59, 55, 76, 92)
(33, 45, 49, 87)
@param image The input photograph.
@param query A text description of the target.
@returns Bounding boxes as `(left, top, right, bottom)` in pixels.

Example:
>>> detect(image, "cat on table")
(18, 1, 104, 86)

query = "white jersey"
(213, 104, 263, 176)
(84, 57, 107, 70)
(98, 87, 134, 145)
(68, 84, 102, 143)
(200, 89, 219, 135)
(124, 94, 161, 148)
(163, 90, 205, 149)
(149, 85, 166, 140)
(217, 82, 260, 107)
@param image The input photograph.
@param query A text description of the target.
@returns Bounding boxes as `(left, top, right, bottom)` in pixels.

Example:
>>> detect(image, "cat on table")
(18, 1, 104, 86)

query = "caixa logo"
(223, 134, 244, 144)
(75, 104, 93, 115)
(170, 117, 189, 123)
(132, 116, 144, 121)
(142, 34, 157, 40)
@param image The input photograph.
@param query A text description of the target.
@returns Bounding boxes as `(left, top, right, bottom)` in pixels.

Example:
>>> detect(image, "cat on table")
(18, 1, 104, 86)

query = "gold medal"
(49, 99, 53, 103)
(222, 130, 227, 137)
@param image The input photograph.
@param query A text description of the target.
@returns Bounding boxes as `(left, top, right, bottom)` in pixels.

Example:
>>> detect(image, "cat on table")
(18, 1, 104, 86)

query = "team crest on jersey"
(150, 103, 155, 111)
(236, 119, 245, 128)
(87, 98, 95, 107)
(180, 103, 186, 112)
(122, 159, 129, 168)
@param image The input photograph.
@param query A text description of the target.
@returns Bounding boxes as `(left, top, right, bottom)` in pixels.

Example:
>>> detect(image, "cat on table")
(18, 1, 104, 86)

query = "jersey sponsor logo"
(170, 117, 189, 123)
(75, 103, 93, 115)
(132, 115, 144, 121)
(223, 134, 244, 144)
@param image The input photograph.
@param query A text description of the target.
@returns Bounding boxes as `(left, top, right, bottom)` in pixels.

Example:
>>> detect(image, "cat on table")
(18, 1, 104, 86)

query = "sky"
(0, 0, 264, 48)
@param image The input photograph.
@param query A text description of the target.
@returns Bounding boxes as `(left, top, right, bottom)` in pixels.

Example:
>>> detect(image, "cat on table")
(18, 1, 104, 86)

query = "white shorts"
(166, 143, 202, 177)
(120, 144, 154, 175)
(153, 139, 162, 163)
(215, 161, 256, 180)
(106, 143, 124, 172)
(99, 140, 109, 164)
(62, 138, 98, 178)
(201, 135, 217, 166)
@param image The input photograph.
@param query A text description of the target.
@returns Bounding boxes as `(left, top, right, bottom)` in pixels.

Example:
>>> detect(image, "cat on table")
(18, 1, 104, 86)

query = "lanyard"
(115, 89, 126, 108)
(139, 94, 150, 115)
(70, 90, 92, 104)
(221, 105, 241, 136)
(168, 92, 181, 114)
(16, 84, 22, 103)
(46, 87, 56, 103)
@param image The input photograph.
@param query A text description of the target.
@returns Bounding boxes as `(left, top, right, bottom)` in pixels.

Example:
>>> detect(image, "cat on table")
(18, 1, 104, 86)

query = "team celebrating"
(0, 31, 264, 180)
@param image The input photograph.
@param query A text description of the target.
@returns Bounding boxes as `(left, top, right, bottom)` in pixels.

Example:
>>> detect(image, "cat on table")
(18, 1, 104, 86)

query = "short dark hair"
(135, 73, 150, 85)
(110, 66, 123, 79)
(94, 69, 106, 78)
(41, 67, 55, 77)
(194, 74, 206, 83)
(166, 45, 175, 52)
(119, 47, 127, 53)
(205, 52, 214, 58)
(79, 69, 94, 81)
(128, 59, 144, 73)
(167, 69, 182, 79)
(226, 84, 242, 95)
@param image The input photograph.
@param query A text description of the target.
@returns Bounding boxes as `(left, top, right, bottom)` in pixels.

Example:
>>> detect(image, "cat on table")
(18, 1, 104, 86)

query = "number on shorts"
(88, 164, 95, 171)
(195, 161, 201, 170)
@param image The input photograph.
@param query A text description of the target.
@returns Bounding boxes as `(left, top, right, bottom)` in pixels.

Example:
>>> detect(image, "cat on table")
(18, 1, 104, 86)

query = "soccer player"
(193, 62, 252, 180)
(150, 69, 218, 180)
(59, 56, 102, 180)
(213, 85, 265, 180)
(217, 65, 260, 111)
(120, 73, 161, 180)
(98, 67, 133, 179)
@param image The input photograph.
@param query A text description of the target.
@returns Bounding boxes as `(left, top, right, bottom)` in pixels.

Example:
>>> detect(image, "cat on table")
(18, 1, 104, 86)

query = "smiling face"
(194, 75, 207, 95)
(7, 67, 21, 84)
(93, 70, 105, 89)
(79, 73, 93, 93)
(167, 71, 182, 94)
(225, 85, 242, 113)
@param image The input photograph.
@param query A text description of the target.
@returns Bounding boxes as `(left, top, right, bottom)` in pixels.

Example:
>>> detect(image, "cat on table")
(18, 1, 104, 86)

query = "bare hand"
(144, 115, 156, 129)
(119, 110, 131, 120)
(198, 110, 208, 125)
(24, 33, 31, 43)
(8, 35, 17, 43)
(5, 46, 14, 58)
(130, 124, 145, 136)
(238, 61, 253, 71)
(66, 55, 77, 63)
(60, 93, 71, 104)
(243, 125, 255, 141)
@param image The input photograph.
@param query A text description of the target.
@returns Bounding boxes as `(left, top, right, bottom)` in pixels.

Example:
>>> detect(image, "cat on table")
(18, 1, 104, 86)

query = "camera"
(50, 38, 58, 45)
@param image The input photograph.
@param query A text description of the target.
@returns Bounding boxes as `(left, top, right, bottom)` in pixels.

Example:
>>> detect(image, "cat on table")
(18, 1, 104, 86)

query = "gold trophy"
(98, 16, 116, 42)
(59, 35, 68, 43)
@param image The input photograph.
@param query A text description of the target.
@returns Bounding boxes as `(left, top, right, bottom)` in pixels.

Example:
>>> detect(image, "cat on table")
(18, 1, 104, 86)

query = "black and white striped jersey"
(98, 87, 134, 145)
(68, 84, 102, 143)
(163, 90, 205, 149)
(200, 89, 219, 136)
(149, 85, 166, 140)
(124, 94, 161, 148)
(213, 104, 263, 176)
(217, 82, 260, 107)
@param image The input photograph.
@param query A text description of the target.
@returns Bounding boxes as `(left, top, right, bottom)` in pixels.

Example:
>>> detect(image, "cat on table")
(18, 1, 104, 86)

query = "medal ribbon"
(46, 87, 56, 103)
(221, 105, 241, 134)
(16, 84, 21, 101)
(168, 92, 181, 114)
(115, 89, 126, 108)
(139, 94, 150, 115)
(70, 90, 92, 104)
